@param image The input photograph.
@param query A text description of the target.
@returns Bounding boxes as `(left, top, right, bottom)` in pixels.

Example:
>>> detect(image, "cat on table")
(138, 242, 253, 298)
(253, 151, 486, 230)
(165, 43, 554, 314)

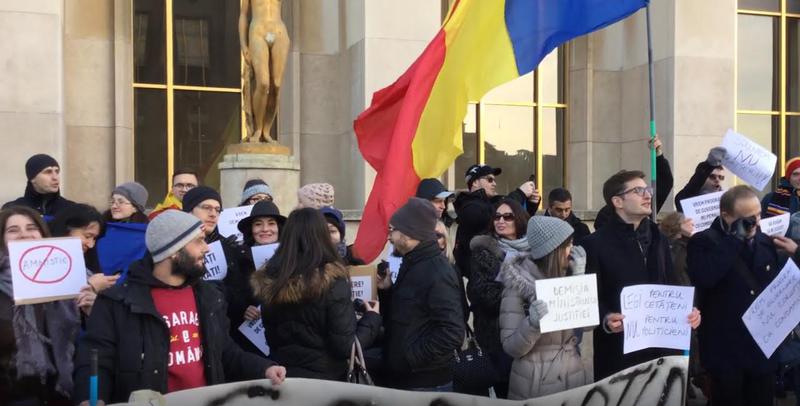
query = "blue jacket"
(687, 217, 791, 373)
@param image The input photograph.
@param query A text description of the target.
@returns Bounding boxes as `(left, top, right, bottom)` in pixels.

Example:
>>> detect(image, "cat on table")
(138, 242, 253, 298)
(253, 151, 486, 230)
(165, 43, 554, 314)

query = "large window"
(454, 48, 568, 197)
(737, 0, 800, 187)
(133, 0, 242, 197)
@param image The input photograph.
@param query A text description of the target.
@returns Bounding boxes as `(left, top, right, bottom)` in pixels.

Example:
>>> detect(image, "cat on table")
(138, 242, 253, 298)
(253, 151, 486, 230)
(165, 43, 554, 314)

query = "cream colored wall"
(568, 0, 736, 213)
(0, 1, 66, 205)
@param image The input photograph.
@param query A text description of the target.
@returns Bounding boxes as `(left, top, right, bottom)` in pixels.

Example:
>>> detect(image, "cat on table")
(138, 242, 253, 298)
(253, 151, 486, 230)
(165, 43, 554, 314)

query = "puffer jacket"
(499, 255, 588, 400)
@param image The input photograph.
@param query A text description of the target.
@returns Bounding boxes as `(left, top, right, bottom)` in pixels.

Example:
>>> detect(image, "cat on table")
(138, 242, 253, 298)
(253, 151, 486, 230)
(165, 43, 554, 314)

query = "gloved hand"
(528, 299, 549, 329)
(707, 146, 727, 167)
(569, 246, 587, 275)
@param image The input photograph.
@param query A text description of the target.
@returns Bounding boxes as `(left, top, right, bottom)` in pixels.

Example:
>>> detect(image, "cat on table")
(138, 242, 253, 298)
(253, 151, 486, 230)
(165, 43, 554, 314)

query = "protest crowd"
(3, 141, 800, 406)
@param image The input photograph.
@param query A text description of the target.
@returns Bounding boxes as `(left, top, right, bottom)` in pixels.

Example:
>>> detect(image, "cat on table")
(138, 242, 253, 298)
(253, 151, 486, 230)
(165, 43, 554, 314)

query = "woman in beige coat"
(499, 216, 588, 400)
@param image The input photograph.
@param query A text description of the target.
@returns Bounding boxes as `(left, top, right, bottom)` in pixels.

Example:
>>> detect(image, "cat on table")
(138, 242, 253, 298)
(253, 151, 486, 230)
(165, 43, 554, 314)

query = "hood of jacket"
(251, 262, 349, 305)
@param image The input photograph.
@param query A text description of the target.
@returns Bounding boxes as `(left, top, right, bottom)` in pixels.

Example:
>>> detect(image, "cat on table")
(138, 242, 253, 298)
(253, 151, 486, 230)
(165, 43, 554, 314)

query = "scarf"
(497, 237, 530, 268)
(0, 253, 79, 396)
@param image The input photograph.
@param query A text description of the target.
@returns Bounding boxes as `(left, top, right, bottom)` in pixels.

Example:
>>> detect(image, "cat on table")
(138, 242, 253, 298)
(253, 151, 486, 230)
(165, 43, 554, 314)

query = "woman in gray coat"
(499, 216, 588, 400)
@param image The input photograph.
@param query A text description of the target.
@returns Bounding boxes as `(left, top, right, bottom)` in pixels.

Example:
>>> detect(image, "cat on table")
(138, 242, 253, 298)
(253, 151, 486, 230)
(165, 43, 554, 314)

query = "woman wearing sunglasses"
(465, 198, 530, 398)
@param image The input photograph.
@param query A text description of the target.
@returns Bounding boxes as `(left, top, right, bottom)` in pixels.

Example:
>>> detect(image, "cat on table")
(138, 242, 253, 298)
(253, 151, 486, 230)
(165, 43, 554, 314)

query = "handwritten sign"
(384, 244, 402, 283)
(203, 241, 228, 281)
(218, 205, 254, 243)
(722, 129, 778, 191)
(349, 265, 377, 301)
(8, 237, 88, 304)
(761, 213, 791, 237)
(742, 259, 800, 358)
(680, 191, 724, 234)
(535, 274, 599, 333)
(620, 284, 695, 354)
(251, 243, 279, 270)
(238, 307, 270, 357)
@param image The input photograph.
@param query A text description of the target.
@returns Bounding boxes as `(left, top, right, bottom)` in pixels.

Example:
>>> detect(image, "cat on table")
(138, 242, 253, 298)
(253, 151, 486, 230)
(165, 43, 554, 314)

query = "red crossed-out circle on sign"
(18, 245, 73, 284)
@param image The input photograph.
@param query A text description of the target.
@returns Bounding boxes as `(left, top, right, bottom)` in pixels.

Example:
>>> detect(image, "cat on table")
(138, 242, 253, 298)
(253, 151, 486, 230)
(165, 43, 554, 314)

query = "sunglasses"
(481, 176, 497, 184)
(493, 213, 515, 222)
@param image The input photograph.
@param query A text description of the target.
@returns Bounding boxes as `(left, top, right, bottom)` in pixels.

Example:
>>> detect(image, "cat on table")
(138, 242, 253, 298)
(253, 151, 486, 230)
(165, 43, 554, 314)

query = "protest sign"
(383, 244, 401, 283)
(680, 191, 724, 234)
(8, 237, 88, 304)
(349, 265, 377, 302)
(203, 241, 228, 281)
(721, 129, 778, 191)
(535, 274, 599, 333)
(251, 243, 279, 270)
(238, 308, 270, 357)
(761, 213, 791, 237)
(620, 284, 695, 354)
(742, 259, 800, 358)
(218, 205, 254, 243)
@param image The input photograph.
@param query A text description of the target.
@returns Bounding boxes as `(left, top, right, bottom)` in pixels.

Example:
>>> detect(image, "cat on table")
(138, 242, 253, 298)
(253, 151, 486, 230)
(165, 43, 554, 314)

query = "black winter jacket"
(583, 212, 681, 381)
(453, 188, 538, 280)
(674, 160, 720, 212)
(3, 183, 76, 218)
(379, 240, 465, 389)
(251, 263, 381, 380)
(543, 210, 592, 245)
(466, 235, 506, 355)
(223, 240, 264, 355)
(687, 218, 793, 373)
(73, 256, 274, 404)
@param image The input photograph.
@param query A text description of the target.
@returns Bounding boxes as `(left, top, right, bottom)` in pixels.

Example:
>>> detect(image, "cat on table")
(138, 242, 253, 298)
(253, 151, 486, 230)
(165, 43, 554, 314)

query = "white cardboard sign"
(722, 129, 778, 191)
(203, 241, 228, 281)
(251, 243, 279, 270)
(238, 307, 270, 357)
(535, 274, 599, 333)
(742, 259, 800, 358)
(680, 191, 724, 234)
(761, 213, 791, 237)
(218, 205, 254, 243)
(620, 284, 695, 354)
(8, 237, 88, 304)
(383, 244, 401, 283)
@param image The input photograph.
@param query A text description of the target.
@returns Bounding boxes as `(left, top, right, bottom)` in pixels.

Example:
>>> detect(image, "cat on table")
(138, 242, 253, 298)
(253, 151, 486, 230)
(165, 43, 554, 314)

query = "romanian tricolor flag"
(354, 0, 648, 262)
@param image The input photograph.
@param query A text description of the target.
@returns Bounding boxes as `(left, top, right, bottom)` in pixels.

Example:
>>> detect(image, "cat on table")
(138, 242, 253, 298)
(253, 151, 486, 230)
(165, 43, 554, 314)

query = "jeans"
(409, 382, 454, 393)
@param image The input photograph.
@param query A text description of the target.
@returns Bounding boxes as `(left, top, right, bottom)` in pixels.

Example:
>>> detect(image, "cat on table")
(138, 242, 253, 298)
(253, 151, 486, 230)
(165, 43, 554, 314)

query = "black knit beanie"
(25, 154, 59, 180)
(389, 197, 437, 242)
(182, 186, 222, 213)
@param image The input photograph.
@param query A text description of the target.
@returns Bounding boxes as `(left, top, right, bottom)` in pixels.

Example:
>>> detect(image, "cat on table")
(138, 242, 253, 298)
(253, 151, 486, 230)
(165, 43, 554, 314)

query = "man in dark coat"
(543, 187, 591, 244)
(453, 164, 540, 280)
(3, 154, 76, 219)
(674, 146, 727, 212)
(762, 156, 800, 218)
(73, 210, 285, 404)
(584, 170, 701, 381)
(378, 198, 465, 391)
(688, 185, 800, 406)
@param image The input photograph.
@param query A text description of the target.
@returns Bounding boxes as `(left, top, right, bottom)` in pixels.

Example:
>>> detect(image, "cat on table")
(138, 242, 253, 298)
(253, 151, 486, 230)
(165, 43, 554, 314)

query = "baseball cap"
(465, 164, 502, 186)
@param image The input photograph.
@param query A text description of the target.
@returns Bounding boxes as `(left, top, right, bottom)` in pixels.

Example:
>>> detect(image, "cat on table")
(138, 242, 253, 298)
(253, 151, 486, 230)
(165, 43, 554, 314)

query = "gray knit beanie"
(527, 216, 574, 260)
(113, 181, 149, 213)
(146, 210, 203, 262)
(389, 197, 438, 242)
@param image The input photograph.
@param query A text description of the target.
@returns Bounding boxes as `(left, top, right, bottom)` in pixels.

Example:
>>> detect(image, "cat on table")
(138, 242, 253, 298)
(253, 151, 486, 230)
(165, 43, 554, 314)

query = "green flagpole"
(646, 3, 657, 222)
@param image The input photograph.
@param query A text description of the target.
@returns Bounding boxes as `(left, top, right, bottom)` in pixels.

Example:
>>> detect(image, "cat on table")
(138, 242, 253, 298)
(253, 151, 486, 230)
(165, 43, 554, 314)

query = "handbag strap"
(349, 337, 367, 373)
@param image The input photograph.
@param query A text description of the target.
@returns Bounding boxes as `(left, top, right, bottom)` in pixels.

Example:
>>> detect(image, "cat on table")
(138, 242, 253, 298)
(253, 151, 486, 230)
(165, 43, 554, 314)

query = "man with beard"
(674, 146, 727, 212)
(74, 210, 285, 405)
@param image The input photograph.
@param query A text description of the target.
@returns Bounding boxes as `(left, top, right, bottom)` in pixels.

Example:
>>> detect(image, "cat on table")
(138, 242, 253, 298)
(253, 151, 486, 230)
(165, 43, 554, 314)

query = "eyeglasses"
(173, 183, 197, 190)
(616, 186, 653, 197)
(708, 174, 725, 181)
(197, 204, 221, 214)
(247, 195, 273, 204)
(481, 176, 497, 184)
(109, 199, 132, 207)
(493, 213, 515, 222)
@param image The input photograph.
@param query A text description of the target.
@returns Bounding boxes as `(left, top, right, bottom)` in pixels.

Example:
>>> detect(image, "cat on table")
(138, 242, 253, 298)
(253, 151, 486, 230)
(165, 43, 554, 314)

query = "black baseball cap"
(465, 164, 502, 186)
(416, 178, 454, 200)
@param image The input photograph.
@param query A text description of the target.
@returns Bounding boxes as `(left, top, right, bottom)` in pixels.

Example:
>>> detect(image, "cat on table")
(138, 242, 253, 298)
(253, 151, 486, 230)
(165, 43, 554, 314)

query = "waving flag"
(353, 0, 648, 262)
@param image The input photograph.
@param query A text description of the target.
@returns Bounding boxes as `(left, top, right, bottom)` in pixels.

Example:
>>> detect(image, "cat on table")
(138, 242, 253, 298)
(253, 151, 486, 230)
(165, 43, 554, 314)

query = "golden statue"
(240, 0, 290, 143)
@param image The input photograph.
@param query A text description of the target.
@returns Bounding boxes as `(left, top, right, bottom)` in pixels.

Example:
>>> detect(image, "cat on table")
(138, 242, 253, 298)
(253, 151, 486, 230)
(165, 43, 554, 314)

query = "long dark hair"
(0, 206, 50, 252)
(534, 236, 574, 279)
(50, 204, 106, 273)
(492, 198, 530, 240)
(263, 208, 342, 299)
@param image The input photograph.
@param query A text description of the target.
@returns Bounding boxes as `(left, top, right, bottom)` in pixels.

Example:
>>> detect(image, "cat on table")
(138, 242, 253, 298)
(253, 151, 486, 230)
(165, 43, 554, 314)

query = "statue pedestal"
(219, 143, 300, 214)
